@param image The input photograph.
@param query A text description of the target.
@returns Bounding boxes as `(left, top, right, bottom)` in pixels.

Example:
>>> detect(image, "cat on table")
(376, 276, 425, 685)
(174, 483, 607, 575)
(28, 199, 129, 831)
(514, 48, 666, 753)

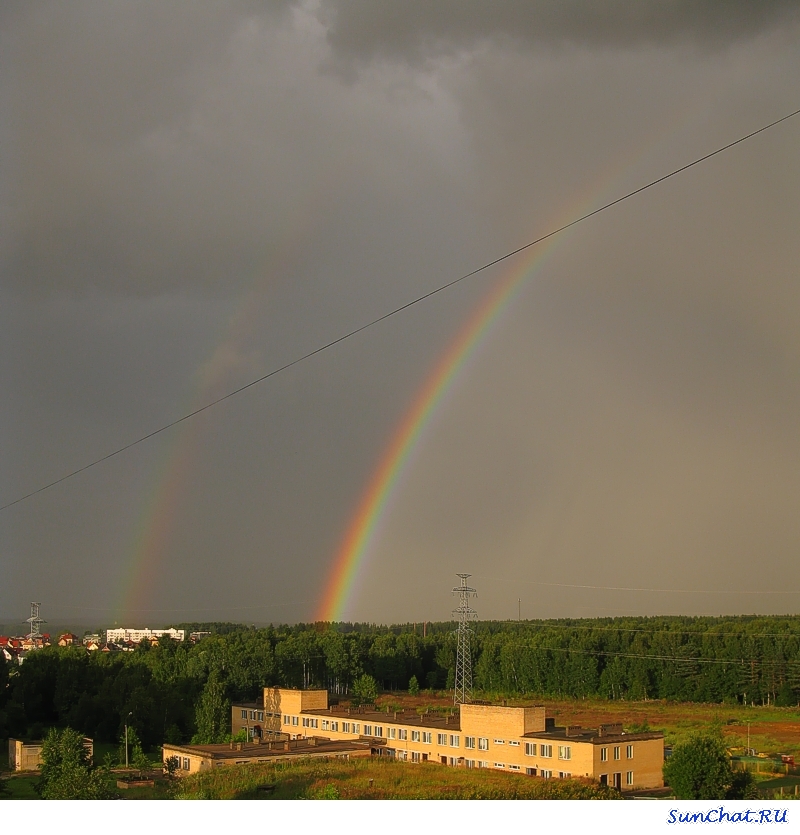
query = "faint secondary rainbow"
(115, 174, 339, 620)
(315, 122, 685, 622)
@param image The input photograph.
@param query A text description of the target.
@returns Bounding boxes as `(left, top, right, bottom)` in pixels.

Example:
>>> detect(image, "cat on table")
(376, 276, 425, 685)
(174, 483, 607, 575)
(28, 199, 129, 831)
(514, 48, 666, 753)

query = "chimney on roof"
(565, 725, 582, 737)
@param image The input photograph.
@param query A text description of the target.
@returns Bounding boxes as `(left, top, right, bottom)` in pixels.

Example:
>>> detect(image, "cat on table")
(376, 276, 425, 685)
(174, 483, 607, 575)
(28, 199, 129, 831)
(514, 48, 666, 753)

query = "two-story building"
(229, 688, 664, 790)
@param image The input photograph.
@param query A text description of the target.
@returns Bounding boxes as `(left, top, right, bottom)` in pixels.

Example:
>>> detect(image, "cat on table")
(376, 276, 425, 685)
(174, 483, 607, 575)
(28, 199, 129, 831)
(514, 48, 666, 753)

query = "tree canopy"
(37, 727, 113, 799)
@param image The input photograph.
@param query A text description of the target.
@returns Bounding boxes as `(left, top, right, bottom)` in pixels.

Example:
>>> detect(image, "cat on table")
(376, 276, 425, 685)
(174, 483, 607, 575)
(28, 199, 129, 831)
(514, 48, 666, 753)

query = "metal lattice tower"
(25, 602, 46, 639)
(452, 573, 477, 705)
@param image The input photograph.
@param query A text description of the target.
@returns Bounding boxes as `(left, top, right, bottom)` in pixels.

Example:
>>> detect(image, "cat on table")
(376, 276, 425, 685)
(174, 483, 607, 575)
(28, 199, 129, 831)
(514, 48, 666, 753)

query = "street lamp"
(125, 712, 133, 768)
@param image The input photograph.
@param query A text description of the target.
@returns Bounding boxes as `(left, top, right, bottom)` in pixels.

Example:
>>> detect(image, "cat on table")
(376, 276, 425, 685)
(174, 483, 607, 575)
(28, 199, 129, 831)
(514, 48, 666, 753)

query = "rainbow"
(315, 228, 560, 622)
(314, 122, 683, 623)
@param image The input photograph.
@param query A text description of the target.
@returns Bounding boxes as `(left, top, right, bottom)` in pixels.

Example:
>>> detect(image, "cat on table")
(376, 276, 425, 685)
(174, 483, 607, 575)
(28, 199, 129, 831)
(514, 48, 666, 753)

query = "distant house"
(85, 639, 101, 651)
(58, 633, 80, 647)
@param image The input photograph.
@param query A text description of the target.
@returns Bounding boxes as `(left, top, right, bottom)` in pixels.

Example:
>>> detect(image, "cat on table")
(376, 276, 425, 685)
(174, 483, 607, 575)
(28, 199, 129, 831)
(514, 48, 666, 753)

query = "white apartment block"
(106, 627, 185, 643)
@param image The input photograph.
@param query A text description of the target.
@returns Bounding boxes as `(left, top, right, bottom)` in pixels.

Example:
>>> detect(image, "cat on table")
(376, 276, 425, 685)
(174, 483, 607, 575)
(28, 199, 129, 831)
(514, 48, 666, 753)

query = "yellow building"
(162, 736, 373, 775)
(8, 737, 93, 771)
(230, 688, 664, 790)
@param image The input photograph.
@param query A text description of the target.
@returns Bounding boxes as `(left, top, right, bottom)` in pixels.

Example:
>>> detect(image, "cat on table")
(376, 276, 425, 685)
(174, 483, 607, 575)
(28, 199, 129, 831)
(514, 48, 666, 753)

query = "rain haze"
(2, 1, 800, 628)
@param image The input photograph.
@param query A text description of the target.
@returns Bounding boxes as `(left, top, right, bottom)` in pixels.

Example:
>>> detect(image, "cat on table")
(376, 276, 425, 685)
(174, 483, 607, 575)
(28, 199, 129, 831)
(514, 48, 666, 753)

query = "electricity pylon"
(452, 574, 477, 705)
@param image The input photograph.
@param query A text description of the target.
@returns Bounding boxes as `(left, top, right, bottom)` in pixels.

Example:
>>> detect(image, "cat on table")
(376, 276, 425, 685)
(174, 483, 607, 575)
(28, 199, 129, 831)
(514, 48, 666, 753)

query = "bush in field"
(408, 676, 420, 696)
(37, 728, 114, 799)
(663, 731, 738, 800)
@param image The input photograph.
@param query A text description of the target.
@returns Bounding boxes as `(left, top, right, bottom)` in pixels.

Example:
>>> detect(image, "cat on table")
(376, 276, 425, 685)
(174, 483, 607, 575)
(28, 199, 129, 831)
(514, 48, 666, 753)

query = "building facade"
(9, 737, 93, 771)
(105, 627, 185, 644)
(229, 688, 664, 790)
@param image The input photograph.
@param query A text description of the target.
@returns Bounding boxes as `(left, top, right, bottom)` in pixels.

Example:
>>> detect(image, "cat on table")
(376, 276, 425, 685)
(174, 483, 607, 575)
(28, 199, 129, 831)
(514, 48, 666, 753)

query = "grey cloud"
(319, 0, 800, 64)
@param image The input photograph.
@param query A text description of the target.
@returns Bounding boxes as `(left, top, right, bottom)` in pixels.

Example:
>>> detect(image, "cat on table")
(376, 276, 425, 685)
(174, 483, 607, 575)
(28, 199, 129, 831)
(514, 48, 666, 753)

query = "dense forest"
(1, 615, 798, 750)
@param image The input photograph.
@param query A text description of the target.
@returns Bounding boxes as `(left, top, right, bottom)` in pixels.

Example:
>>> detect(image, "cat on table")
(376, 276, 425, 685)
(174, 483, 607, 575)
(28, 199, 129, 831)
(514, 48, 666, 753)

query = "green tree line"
(0, 615, 798, 747)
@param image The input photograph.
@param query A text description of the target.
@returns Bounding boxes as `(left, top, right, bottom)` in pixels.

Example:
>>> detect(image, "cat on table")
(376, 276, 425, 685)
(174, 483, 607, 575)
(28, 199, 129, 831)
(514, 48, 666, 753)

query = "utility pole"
(452, 574, 477, 705)
(125, 712, 133, 768)
(518, 598, 521, 621)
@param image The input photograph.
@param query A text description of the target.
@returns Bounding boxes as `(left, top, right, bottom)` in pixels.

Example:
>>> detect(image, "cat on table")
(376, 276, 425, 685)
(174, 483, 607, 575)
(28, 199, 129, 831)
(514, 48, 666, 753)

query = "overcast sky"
(3, 1, 800, 628)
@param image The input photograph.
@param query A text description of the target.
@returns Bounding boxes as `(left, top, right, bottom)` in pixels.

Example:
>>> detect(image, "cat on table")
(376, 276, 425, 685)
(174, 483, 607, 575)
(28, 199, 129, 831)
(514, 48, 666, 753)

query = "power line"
(509, 642, 800, 668)
(3, 105, 800, 513)
(474, 574, 800, 595)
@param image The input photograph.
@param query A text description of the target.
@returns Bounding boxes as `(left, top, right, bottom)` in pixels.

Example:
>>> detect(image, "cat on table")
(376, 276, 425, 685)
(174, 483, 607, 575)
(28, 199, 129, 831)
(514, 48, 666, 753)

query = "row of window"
(281, 715, 634, 764)
(599, 772, 635, 786)
(240, 709, 266, 721)
(600, 745, 634, 761)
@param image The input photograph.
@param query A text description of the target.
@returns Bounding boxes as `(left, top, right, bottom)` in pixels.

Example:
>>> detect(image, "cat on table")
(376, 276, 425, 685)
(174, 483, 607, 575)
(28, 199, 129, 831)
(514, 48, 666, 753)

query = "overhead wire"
(3, 106, 800, 513)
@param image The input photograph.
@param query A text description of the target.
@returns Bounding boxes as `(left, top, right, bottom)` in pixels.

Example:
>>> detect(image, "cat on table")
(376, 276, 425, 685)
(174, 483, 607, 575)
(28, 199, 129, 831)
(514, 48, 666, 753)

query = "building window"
(283, 715, 290, 725)
(509, 740, 520, 747)
(478, 738, 489, 751)
(509, 764, 521, 771)
(558, 745, 571, 760)
(626, 745, 634, 759)
(494, 739, 505, 745)
(541, 769, 552, 779)
(626, 771, 634, 786)
(398, 729, 407, 740)
(448, 757, 458, 766)
(600, 747, 608, 762)
(558, 771, 571, 779)
(388, 728, 396, 739)
(478, 761, 488, 769)
(450, 735, 460, 748)
(397, 751, 407, 761)
(422, 732, 432, 744)
(292, 716, 298, 726)
(312, 719, 319, 729)
(322, 720, 330, 731)
(540, 744, 552, 758)
(250, 710, 255, 720)
(258, 711, 264, 721)
(465, 737, 476, 749)
(331, 722, 339, 732)
(437, 733, 447, 746)
(241, 709, 248, 719)
(364, 725, 373, 736)
(411, 730, 420, 742)
(613, 746, 621, 760)
(466, 759, 475, 768)
(375, 726, 383, 737)
(353, 723, 360, 734)
(526, 767, 537, 776)
(182, 758, 190, 771)
(494, 763, 505, 769)
(343, 722, 350, 733)
(412, 752, 421, 763)
(525, 742, 536, 756)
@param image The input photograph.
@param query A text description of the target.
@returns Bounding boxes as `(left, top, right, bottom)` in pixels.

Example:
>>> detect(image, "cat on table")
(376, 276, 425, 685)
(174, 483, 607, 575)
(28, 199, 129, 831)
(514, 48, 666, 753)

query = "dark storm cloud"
(3, 1, 800, 624)
(319, 0, 800, 64)
(1, 1, 295, 296)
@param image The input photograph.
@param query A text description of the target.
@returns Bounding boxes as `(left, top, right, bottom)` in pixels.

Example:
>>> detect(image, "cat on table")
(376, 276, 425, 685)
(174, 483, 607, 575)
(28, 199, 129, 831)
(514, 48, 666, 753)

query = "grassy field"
(173, 756, 622, 800)
(378, 693, 800, 757)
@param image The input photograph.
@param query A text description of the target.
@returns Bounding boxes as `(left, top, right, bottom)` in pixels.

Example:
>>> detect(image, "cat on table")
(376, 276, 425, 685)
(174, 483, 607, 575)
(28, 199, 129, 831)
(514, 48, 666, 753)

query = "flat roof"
(302, 707, 462, 732)
(523, 728, 664, 744)
(164, 737, 373, 761)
